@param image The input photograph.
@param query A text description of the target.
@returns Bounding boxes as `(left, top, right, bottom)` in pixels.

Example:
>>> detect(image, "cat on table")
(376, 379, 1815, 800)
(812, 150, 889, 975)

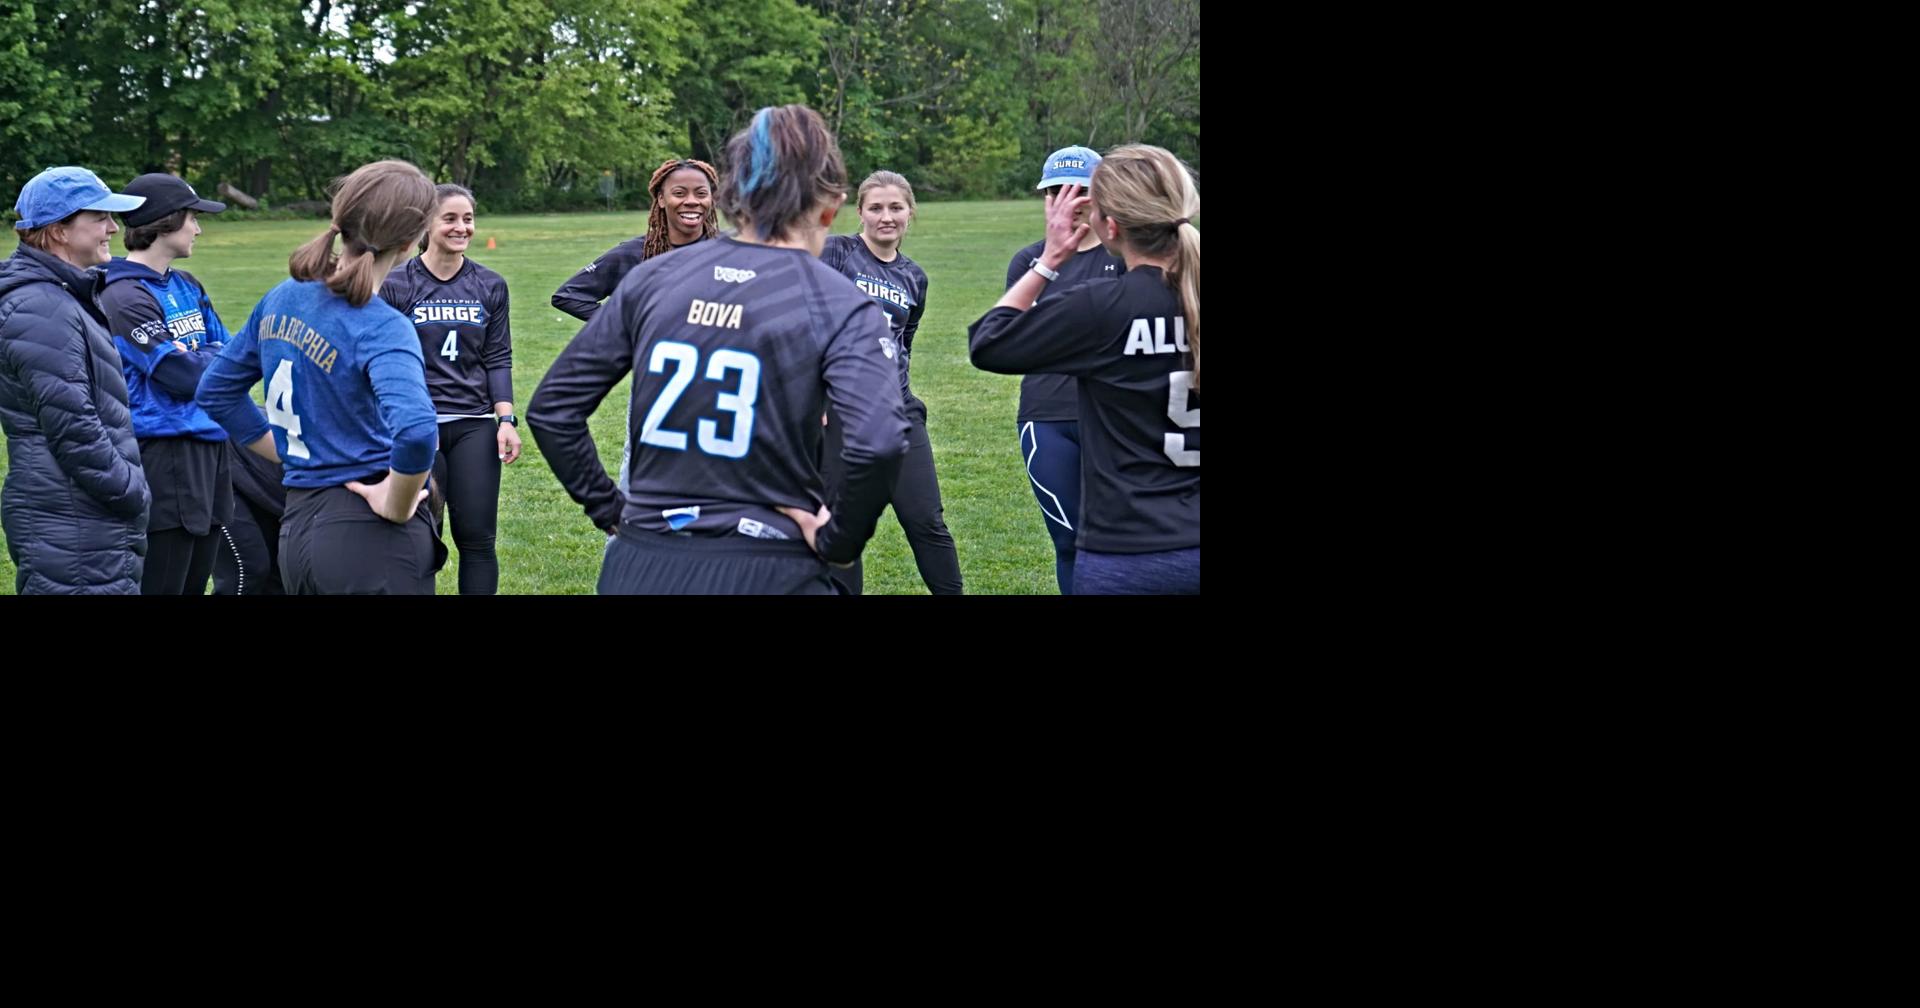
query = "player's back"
(607, 236, 899, 538)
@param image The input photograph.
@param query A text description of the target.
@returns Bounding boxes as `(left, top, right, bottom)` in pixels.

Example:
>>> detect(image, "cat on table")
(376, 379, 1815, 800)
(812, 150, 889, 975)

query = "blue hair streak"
(742, 107, 777, 197)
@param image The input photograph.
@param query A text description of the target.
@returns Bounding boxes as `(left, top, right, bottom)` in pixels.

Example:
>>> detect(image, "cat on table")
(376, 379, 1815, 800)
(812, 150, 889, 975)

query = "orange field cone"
(486, 236, 497, 250)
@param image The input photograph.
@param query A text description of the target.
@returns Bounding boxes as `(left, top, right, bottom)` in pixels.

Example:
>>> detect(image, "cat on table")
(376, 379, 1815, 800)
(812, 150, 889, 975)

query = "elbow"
(524, 393, 574, 440)
(389, 420, 439, 475)
(524, 390, 552, 429)
(968, 342, 1016, 375)
(192, 384, 232, 425)
(551, 294, 592, 321)
(846, 425, 910, 468)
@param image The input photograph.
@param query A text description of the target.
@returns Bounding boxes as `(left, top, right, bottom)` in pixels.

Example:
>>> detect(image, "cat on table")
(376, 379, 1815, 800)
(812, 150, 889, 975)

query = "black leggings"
(213, 497, 284, 595)
(824, 411, 963, 595)
(433, 418, 502, 595)
(143, 528, 217, 595)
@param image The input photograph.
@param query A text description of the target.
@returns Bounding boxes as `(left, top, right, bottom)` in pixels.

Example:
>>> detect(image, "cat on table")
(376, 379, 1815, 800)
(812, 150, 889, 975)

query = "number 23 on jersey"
(638, 340, 761, 459)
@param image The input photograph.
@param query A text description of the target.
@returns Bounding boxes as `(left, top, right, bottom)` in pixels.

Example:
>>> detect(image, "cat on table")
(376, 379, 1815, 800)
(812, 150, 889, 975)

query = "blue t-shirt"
(195, 278, 438, 488)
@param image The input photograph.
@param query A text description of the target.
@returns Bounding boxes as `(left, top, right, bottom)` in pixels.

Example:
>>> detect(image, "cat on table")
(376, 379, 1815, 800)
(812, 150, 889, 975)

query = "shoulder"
(378, 259, 420, 295)
(349, 297, 418, 344)
(97, 279, 151, 311)
(1112, 267, 1176, 308)
(819, 234, 859, 268)
(261, 276, 308, 305)
(23, 282, 87, 321)
(0, 283, 85, 342)
(468, 260, 510, 295)
(608, 236, 651, 260)
(799, 251, 861, 291)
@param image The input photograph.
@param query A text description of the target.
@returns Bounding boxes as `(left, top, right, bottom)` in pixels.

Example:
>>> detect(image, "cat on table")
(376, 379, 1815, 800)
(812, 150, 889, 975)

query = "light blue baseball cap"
(13, 166, 146, 230)
(1036, 146, 1101, 189)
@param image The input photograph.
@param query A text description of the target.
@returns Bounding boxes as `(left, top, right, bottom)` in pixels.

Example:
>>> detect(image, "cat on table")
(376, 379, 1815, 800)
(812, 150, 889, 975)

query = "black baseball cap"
(120, 173, 226, 227)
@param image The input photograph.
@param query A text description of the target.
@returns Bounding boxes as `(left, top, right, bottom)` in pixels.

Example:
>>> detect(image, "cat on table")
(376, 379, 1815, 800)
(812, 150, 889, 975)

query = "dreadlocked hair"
(642, 157, 720, 260)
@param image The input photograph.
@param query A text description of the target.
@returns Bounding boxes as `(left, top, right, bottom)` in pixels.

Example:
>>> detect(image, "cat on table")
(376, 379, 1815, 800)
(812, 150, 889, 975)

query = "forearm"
(151, 349, 213, 400)
(378, 468, 429, 522)
(244, 433, 280, 463)
(994, 265, 1053, 313)
(485, 366, 515, 406)
(551, 294, 599, 321)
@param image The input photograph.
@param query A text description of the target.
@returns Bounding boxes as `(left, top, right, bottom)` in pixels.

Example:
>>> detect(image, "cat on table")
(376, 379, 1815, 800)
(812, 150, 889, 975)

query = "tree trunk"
(690, 120, 711, 165)
(218, 182, 261, 210)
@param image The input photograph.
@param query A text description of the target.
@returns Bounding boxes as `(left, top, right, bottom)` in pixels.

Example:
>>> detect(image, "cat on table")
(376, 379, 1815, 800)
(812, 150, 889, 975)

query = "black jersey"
(819, 234, 928, 415)
(551, 234, 708, 322)
(970, 266, 1198, 553)
(1004, 240, 1125, 424)
(527, 237, 909, 564)
(379, 256, 513, 417)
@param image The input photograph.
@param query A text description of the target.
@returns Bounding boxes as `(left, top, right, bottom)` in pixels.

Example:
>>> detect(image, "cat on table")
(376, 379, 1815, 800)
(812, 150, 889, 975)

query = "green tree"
(383, 0, 685, 209)
(1, 1, 91, 199)
(671, 0, 824, 164)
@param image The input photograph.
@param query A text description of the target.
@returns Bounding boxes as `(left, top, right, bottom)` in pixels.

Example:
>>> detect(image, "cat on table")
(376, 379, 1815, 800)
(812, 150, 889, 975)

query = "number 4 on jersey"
(266, 358, 312, 459)
(441, 331, 460, 362)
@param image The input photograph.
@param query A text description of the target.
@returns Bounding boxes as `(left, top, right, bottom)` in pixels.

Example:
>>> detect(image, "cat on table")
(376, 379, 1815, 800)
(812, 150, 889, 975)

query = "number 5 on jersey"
(1164, 370, 1199, 467)
(266, 358, 313, 459)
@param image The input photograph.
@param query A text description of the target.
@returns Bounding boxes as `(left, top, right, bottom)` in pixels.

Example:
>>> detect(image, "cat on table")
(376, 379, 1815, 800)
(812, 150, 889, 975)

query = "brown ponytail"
(286, 160, 436, 307)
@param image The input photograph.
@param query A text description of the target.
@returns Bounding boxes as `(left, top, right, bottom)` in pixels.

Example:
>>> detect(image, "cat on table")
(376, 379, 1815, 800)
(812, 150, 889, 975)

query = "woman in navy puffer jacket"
(0, 167, 151, 594)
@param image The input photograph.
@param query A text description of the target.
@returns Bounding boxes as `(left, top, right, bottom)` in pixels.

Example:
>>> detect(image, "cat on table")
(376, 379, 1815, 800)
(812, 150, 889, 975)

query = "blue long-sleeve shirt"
(196, 278, 437, 487)
(98, 258, 230, 441)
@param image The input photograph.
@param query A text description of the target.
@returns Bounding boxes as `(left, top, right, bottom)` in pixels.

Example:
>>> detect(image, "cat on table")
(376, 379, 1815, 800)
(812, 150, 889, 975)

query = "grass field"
(0, 200, 1063, 594)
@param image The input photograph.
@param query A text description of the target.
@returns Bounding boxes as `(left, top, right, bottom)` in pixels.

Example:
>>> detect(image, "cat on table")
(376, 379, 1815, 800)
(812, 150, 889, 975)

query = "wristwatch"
(1030, 259, 1060, 282)
(497, 414, 519, 427)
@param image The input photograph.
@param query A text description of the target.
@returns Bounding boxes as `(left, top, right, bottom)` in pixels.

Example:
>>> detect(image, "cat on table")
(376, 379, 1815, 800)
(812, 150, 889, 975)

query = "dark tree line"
(2, 0, 1197, 211)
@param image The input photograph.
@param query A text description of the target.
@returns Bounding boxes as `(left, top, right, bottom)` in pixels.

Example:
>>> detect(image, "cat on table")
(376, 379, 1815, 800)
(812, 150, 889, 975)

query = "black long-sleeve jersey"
(378, 256, 513, 417)
(1003, 239, 1125, 424)
(551, 235, 711, 322)
(819, 234, 928, 417)
(528, 236, 910, 564)
(970, 266, 1198, 553)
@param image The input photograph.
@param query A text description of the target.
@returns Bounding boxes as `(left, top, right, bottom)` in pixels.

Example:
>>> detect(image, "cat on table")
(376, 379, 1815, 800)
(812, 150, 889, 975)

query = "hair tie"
(1173, 218, 1190, 228)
